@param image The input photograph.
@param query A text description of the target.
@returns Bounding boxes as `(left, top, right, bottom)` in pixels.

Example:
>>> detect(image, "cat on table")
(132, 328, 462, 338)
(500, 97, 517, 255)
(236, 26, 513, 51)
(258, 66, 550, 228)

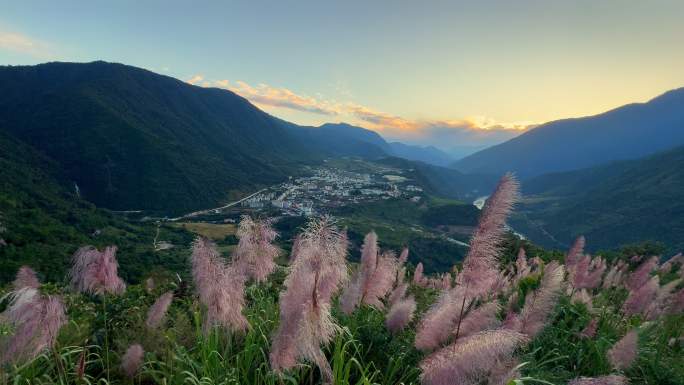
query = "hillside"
(512, 145, 684, 252)
(376, 157, 498, 200)
(304, 122, 458, 167)
(387, 142, 455, 166)
(0, 129, 191, 283)
(278, 121, 389, 159)
(454, 87, 684, 178)
(0, 61, 319, 214)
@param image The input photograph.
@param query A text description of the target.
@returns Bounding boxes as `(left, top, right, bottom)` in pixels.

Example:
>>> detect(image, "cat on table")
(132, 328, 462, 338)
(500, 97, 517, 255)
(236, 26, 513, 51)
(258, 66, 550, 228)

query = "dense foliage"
(0, 130, 192, 283)
(513, 145, 684, 253)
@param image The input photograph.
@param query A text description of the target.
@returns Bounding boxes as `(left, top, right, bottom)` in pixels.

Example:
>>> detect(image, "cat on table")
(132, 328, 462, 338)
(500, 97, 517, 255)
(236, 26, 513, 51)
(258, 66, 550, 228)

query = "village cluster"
(241, 164, 424, 216)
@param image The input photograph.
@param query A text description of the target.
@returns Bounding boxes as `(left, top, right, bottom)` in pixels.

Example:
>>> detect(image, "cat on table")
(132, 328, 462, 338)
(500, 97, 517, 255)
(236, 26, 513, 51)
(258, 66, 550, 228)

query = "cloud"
(0, 30, 52, 58)
(186, 76, 536, 148)
(215, 80, 342, 116)
(186, 74, 205, 85)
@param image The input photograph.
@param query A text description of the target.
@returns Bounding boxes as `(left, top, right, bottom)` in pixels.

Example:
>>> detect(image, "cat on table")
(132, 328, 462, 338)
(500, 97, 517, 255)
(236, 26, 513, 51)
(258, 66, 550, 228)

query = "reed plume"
(625, 256, 658, 291)
(270, 216, 348, 383)
(388, 281, 409, 307)
(414, 262, 426, 286)
(579, 318, 598, 338)
(13, 265, 40, 290)
(565, 235, 586, 270)
(386, 296, 417, 333)
(121, 343, 144, 378)
(233, 215, 280, 282)
(458, 173, 519, 299)
(69, 245, 125, 295)
(191, 237, 248, 332)
(419, 329, 527, 385)
(607, 329, 638, 370)
(415, 286, 470, 351)
(145, 291, 174, 329)
(341, 233, 399, 312)
(488, 358, 521, 385)
(622, 275, 659, 317)
(517, 261, 565, 338)
(453, 301, 501, 339)
(668, 287, 684, 314)
(0, 288, 67, 365)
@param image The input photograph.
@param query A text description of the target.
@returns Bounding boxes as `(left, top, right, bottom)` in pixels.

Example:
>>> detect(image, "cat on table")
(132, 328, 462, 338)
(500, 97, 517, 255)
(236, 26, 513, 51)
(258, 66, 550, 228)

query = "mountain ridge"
(453, 87, 684, 178)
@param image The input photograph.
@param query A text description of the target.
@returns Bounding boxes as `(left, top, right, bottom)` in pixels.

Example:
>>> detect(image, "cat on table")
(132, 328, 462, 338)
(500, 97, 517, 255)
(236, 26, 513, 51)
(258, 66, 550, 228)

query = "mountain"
(308, 122, 458, 166)
(511, 145, 684, 252)
(0, 129, 191, 283)
(453, 88, 684, 178)
(280, 121, 390, 159)
(0, 61, 321, 214)
(387, 142, 455, 166)
(444, 144, 489, 160)
(375, 157, 498, 200)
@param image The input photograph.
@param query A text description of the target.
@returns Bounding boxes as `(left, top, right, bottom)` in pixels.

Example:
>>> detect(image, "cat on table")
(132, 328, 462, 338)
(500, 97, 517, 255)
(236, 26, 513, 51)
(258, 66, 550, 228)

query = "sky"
(1, 1, 683, 152)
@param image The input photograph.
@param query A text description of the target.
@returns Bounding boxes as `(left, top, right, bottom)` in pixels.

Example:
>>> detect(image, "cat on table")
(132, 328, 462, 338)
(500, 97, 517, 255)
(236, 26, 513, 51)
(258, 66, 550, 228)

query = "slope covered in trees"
(512, 145, 684, 252)
(0, 129, 191, 283)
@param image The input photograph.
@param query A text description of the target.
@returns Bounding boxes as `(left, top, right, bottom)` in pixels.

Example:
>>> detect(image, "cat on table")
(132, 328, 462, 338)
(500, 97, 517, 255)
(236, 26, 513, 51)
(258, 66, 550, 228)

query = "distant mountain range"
(387, 142, 455, 167)
(0, 61, 466, 214)
(511, 145, 684, 253)
(299, 122, 457, 166)
(453, 88, 684, 178)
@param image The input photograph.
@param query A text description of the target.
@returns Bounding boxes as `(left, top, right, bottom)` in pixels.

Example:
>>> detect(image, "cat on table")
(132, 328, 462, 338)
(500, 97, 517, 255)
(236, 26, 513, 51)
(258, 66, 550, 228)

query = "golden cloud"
(187, 78, 537, 136)
(0, 30, 52, 58)
(215, 80, 342, 116)
(186, 74, 204, 85)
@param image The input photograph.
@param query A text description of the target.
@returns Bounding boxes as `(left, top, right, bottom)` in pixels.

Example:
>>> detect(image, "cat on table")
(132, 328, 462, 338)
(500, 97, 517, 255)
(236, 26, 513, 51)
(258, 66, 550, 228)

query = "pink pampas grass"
(579, 318, 598, 339)
(270, 216, 348, 383)
(12, 266, 40, 290)
(668, 287, 684, 314)
(415, 286, 471, 351)
(603, 261, 628, 289)
(518, 261, 565, 338)
(0, 288, 67, 365)
(233, 215, 281, 282)
(363, 250, 400, 308)
(385, 296, 417, 333)
(341, 233, 399, 312)
(488, 358, 521, 385)
(458, 173, 519, 299)
(626, 256, 659, 291)
(121, 343, 144, 378)
(191, 237, 248, 333)
(388, 281, 409, 307)
(608, 330, 638, 370)
(414, 262, 427, 286)
(565, 236, 586, 270)
(70, 245, 126, 296)
(419, 329, 528, 385)
(622, 276, 659, 317)
(146, 291, 174, 329)
(453, 301, 501, 339)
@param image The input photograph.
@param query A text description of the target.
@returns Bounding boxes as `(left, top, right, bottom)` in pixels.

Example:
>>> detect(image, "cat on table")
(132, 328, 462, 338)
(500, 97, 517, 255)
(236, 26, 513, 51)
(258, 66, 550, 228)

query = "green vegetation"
(1, 237, 682, 384)
(513, 145, 684, 253)
(0, 130, 192, 284)
(332, 197, 478, 273)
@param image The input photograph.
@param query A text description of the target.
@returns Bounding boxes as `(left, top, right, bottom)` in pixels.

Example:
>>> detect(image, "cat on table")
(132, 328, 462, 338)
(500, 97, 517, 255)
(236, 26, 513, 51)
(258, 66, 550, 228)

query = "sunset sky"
(2, 1, 683, 151)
